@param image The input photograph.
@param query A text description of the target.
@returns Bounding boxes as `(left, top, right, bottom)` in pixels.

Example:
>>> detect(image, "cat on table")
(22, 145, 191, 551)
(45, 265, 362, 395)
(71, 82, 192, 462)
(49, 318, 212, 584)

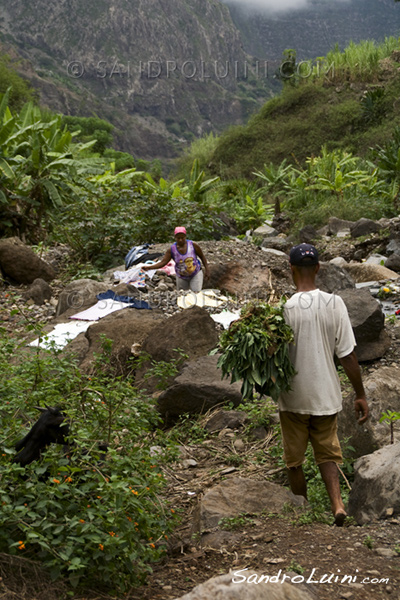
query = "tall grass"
(322, 37, 400, 83)
(175, 132, 219, 178)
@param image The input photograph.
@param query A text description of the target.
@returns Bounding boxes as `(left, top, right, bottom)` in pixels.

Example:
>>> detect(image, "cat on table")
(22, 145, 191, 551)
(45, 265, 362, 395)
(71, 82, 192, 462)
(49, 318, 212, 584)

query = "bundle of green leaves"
(216, 300, 296, 401)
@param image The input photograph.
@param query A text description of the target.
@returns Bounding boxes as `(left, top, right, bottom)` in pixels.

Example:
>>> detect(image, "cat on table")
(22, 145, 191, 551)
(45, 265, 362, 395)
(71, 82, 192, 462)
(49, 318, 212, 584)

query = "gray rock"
(260, 237, 291, 252)
(350, 218, 381, 238)
(385, 253, 400, 273)
(260, 247, 288, 258)
(337, 288, 389, 362)
(299, 225, 319, 243)
(327, 217, 353, 236)
(157, 354, 243, 417)
(253, 223, 278, 237)
(343, 262, 400, 283)
(365, 253, 387, 265)
(339, 366, 400, 458)
(348, 442, 400, 524)
(55, 279, 110, 317)
(316, 262, 355, 293)
(0, 237, 56, 284)
(23, 278, 53, 305)
(204, 410, 249, 433)
(329, 257, 348, 268)
(191, 477, 306, 535)
(386, 237, 400, 255)
(173, 571, 316, 600)
(78, 308, 164, 375)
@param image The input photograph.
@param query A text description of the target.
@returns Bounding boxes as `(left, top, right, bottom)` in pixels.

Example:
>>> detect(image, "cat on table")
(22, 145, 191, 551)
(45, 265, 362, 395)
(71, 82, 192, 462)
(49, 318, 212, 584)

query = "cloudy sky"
(224, 0, 350, 13)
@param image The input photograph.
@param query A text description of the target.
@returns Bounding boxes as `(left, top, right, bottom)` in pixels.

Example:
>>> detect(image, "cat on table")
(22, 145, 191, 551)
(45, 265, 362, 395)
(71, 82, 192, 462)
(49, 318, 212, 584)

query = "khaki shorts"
(279, 411, 343, 468)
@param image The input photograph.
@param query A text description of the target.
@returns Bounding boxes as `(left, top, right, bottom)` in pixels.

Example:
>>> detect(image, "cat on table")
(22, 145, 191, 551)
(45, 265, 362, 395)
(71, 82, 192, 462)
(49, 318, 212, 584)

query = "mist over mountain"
(225, 0, 400, 60)
(223, 0, 350, 15)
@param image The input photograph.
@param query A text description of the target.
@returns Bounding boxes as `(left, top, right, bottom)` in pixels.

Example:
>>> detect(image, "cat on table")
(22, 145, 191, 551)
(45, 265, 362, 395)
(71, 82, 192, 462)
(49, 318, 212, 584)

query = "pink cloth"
(160, 260, 176, 276)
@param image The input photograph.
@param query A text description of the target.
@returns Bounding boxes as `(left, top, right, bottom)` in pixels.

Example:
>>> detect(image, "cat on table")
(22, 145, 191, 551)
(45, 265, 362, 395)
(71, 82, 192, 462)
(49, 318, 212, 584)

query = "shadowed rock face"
(0, 237, 56, 284)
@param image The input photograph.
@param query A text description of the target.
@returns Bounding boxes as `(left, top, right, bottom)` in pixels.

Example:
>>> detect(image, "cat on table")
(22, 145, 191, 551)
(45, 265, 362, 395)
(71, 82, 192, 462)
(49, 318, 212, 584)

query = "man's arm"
(338, 350, 369, 424)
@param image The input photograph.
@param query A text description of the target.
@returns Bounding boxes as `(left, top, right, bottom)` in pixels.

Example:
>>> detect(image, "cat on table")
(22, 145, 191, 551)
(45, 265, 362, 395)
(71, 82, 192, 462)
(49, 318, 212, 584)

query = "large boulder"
(338, 366, 400, 458)
(55, 279, 110, 318)
(140, 306, 218, 363)
(191, 478, 305, 537)
(342, 262, 399, 283)
(0, 237, 56, 284)
(316, 262, 355, 292)
(348, 442, 400, 524)
(384, 253, 400, 273)
(327, 217, 353, 236)
(336, 289, 389, 361)
(157, 354, 243, 417)
(173, 572, 316, 600)
(350, 218, 381, 238)
(78, 308, 164, 375)
(23, 278, 53, 305)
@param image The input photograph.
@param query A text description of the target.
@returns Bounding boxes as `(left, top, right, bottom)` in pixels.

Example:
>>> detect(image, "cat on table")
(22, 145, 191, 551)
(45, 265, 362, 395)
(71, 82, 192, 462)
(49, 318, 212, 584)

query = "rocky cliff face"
(0, 0, 271, 160)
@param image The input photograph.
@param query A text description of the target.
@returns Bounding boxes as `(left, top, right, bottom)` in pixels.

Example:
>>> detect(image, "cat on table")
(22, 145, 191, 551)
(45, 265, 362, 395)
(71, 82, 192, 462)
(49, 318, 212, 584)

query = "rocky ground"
(1, 235, 400, 600)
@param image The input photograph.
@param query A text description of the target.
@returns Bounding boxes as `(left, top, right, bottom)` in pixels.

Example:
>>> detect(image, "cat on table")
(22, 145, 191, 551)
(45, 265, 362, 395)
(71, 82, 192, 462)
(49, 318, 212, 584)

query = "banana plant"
(253, 159, 292, 214)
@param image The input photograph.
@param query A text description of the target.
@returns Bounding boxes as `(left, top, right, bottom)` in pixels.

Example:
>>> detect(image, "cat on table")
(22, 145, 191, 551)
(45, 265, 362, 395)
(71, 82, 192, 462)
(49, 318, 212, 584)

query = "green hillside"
(209, 39, 400, 179)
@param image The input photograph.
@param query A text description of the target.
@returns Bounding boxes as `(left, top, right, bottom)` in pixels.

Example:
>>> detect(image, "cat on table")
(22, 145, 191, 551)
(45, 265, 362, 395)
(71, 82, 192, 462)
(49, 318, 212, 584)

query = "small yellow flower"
(65, 477, 72, 483)
(131, 490, 138, 495)
(109, 531, 116, 537)
(99, 544, 104, 551)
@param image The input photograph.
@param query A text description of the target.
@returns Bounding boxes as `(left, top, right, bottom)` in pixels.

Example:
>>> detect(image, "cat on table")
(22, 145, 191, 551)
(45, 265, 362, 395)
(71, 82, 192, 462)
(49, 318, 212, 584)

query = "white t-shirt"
(279, 289, 356, 415)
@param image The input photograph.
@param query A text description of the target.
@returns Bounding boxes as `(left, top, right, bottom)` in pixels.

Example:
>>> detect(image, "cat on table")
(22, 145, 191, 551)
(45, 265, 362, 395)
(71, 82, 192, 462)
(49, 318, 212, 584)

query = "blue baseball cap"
(289, 243, 319, 266)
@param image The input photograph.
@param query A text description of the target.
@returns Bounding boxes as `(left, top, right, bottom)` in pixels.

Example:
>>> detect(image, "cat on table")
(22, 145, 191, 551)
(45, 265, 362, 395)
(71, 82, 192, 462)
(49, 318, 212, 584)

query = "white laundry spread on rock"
(29, 320, 96, 350)
(69, 298, 131, 321)
(177, 290, 228, 309)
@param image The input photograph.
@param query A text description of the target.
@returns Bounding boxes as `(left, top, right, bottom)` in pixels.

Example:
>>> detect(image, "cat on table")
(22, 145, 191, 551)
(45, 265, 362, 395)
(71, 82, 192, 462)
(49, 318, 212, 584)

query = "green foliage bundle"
(216, 301, 296, 401)
(0, 329, 177, 591)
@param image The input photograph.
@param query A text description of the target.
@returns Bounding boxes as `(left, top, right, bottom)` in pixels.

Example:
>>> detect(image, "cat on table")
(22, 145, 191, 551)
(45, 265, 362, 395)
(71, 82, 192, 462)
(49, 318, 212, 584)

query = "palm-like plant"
(253, 159, 292, 214)
(0, 93, 103, 238)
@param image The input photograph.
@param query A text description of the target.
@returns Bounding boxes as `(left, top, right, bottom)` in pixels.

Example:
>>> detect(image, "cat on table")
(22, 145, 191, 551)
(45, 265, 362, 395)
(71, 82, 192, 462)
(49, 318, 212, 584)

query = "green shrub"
(0, 330, 177, 592)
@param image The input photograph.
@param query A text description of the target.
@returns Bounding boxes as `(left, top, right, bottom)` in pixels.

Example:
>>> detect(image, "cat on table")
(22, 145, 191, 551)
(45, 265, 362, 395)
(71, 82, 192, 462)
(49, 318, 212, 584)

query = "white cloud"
(224, 0, 350, 14)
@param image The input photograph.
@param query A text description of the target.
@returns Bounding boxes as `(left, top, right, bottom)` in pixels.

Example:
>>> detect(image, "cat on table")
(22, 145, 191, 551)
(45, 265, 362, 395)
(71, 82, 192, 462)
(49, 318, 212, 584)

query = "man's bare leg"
(318, 461, 346, 525)
(287, 465, 308, 500)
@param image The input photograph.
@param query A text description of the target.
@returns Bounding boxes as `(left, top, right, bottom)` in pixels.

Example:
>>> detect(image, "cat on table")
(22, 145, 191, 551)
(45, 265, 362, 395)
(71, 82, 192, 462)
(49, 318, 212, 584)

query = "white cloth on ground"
(29, 320, 96, 350)
(177, 290, 228, 309)
(69, 298, 131, 321)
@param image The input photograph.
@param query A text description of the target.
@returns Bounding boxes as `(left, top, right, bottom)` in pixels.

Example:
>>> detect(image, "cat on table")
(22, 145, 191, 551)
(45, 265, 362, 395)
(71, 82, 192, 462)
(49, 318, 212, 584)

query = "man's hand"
(354, 398, 369, 424)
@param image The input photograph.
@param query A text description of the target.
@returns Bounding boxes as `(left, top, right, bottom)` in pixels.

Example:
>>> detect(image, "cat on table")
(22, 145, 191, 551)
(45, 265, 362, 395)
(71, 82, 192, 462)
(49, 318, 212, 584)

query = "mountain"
(0, 0, 273, 162)
(225, 0, 400, 61)
(0, 0, 398, 163)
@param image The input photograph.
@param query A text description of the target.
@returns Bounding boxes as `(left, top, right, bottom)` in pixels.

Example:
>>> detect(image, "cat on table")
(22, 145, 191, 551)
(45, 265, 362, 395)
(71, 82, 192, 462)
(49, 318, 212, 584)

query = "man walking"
(279, 243, 369, 526)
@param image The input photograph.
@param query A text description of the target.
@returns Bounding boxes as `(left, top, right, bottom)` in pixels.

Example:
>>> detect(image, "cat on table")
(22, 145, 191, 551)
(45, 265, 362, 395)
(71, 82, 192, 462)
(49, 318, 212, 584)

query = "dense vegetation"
(207, 37, 400, 179)
(0, 329, 178, 591)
